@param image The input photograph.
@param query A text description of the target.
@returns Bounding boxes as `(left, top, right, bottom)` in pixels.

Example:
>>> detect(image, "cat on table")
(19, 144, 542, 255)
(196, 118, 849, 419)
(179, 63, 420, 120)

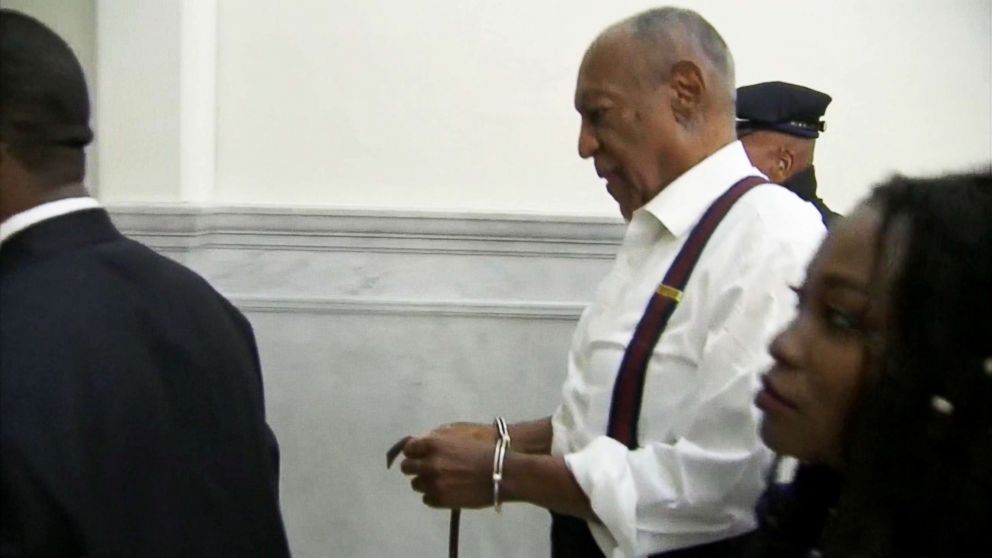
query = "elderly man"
(737, 81, 838, 225)
(395, 7, 824, 557)
(0, 10, 290, 555)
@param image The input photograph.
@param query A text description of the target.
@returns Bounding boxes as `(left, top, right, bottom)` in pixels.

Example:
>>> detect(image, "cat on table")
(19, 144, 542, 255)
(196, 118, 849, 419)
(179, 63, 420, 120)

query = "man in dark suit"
(0, 10, 291, 556)
(736, 81, 839, 226)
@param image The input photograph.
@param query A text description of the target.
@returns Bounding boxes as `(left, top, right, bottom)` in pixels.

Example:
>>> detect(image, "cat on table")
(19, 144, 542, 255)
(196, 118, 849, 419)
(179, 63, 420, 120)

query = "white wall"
(210, 0, 991, 214)
(94, 0, 183, 202)
(10, 0, 991, 215)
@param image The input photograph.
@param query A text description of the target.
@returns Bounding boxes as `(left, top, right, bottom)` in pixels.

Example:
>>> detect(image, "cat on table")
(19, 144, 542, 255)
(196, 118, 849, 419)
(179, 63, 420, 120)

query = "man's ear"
(769, 146, 795, 183)
(668, 60, 705, 124)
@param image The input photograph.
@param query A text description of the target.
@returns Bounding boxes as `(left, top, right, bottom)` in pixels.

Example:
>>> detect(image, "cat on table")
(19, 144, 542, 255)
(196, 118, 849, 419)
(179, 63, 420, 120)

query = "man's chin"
(605, 184, 635, 221)
(618, 203, 633, 222)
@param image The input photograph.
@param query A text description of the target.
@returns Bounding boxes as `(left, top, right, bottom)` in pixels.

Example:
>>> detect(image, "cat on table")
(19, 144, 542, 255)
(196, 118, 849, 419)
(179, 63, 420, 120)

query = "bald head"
(605, 8, 736, 117)
(740, 130, 816, 184)
(0, 9, 91, 222)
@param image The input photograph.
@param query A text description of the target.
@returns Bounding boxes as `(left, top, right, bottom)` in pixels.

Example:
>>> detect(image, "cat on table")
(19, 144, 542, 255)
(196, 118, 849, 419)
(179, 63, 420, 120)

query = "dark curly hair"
(752, 167, 992, 558)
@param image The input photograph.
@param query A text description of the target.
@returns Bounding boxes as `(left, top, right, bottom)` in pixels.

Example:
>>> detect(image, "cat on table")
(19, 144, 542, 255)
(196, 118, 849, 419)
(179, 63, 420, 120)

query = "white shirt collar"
(638, 140, 766, 238)
(0, 196, 102, 246)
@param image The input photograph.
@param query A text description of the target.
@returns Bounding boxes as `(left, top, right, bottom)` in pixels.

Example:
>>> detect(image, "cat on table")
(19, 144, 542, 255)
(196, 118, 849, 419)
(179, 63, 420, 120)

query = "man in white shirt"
(396, 7, 825, 557)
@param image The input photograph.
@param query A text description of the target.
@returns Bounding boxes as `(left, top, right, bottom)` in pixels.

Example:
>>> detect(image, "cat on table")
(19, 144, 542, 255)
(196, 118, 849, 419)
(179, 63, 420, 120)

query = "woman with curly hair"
(751, 168, 992, 557)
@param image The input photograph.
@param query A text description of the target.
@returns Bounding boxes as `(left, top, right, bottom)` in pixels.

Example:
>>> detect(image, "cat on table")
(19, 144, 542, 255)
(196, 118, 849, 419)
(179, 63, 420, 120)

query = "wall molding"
(108, 204, 625, 259)
(231, 295, 585, 320)
(106, 204, 618, 317)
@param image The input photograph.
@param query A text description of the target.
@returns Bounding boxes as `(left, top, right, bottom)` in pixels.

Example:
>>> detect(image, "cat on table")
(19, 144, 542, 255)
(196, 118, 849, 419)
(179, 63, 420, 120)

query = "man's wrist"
(498, 450, 534, 504)
(498, 452, 597, 522)
(507, 417, 553, 455)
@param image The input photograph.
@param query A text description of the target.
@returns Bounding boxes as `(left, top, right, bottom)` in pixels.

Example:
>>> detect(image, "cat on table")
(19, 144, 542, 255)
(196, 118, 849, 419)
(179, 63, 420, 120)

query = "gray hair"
(619, 7, 736, 100)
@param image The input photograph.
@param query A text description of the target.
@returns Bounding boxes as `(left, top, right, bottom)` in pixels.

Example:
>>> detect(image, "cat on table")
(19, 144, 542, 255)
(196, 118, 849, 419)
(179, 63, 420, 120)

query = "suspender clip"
(656, 284, 683, 302)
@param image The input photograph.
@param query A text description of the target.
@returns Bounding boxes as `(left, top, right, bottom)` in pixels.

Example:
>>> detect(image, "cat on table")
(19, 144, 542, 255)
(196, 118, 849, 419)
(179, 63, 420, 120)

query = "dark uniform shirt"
(782, 165, 839, 227)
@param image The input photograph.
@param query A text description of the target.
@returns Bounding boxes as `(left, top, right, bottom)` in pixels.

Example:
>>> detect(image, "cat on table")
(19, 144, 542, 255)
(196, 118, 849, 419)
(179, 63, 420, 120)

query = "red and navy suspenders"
(606, 175, 768, 449)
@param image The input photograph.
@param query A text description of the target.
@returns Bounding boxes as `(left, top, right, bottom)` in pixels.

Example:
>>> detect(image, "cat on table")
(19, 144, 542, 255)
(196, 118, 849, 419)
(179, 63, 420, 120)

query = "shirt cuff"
(564, 436, 639, 557)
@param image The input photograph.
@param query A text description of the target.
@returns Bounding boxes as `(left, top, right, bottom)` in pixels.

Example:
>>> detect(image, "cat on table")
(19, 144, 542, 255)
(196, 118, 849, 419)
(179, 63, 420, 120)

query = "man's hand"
(430, 422, 498, 444)
(428, 417, 554, 455)
(399, 435, 496, 509)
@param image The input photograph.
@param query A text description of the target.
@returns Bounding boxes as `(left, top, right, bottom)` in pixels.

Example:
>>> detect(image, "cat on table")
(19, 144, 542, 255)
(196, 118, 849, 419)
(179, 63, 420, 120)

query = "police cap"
(736, 81, 831, 139)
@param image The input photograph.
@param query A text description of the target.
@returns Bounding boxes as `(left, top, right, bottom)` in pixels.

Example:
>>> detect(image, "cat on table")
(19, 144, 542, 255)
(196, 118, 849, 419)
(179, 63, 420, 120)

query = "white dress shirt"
(551, 141, 825, 557)
(0, 196, 101, 247)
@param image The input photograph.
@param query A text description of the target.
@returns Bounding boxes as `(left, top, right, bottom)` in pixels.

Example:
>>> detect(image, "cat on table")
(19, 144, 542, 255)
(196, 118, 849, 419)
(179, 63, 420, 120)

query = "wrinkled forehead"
(574, 33, 649, 104)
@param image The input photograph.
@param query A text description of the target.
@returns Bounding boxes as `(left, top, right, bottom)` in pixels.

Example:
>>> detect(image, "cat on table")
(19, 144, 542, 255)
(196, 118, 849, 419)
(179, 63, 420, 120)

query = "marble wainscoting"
(109, 205, 624, 558)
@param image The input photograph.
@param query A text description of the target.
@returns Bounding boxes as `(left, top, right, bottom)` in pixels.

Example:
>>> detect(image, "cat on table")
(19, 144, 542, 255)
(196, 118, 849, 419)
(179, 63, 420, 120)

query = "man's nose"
(577, 122, 598, 159)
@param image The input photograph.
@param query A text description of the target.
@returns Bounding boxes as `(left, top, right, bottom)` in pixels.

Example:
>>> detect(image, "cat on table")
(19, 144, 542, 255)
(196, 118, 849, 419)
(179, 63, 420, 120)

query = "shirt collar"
(637, 140, 765, 238)
(0, 196, 102, 246)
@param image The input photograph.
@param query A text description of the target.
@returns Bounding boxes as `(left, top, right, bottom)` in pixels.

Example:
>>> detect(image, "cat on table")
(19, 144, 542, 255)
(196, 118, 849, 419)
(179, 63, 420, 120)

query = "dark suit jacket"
(1, 209, 290, 557)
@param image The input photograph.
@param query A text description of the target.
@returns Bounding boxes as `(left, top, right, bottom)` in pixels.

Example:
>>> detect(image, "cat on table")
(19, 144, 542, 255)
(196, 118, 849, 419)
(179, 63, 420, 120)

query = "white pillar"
(178, 0, 217, 203)
(95, 0, 216, 204)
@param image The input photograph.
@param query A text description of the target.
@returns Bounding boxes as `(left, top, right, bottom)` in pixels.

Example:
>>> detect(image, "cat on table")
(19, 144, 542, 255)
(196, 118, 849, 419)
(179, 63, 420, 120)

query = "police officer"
(737, 81, 838, 225)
